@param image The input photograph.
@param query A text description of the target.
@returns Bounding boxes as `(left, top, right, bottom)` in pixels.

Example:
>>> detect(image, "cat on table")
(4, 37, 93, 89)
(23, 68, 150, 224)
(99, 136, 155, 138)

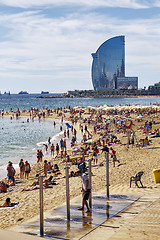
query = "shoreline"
(0, 116, 63, 179)
(36, 94, 160, 99)
(0, 104, 160, 231)
(0, 115, 82, 180)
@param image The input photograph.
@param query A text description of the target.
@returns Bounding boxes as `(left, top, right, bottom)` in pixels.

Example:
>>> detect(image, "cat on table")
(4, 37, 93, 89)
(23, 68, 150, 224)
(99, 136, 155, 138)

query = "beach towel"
(7, 188, 18, 193)
(0, 188, 18, 193)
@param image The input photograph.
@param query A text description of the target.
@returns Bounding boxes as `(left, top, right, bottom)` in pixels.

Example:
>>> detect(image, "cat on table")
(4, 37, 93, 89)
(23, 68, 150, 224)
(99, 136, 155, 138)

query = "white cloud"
(0, 0, 156, 9)
(153, 0, 160, 7)
(0, 6, 160, 91)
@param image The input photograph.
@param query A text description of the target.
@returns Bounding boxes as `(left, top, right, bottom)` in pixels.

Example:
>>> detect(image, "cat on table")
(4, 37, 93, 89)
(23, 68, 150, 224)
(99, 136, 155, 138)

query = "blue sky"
(0, 0, 160, 93)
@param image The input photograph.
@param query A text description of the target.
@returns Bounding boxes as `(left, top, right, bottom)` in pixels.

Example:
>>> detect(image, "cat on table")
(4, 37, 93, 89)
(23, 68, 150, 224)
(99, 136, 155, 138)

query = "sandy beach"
(0, 105, 160, 234)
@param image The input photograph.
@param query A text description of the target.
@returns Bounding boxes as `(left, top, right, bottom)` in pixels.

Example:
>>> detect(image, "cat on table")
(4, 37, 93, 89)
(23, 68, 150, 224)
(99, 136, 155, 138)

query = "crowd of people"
(0, 104, 160, 212)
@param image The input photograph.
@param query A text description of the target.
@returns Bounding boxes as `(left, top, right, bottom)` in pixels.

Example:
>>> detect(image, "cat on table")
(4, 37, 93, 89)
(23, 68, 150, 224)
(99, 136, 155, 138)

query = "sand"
(0, 105, 160, 231)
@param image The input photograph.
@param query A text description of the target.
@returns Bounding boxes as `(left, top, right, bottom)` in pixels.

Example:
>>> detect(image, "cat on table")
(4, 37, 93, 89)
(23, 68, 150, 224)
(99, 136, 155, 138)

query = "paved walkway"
(81, 193, 160, 240)
(1, 184, 160, 240)
(10, 191, 138, 239)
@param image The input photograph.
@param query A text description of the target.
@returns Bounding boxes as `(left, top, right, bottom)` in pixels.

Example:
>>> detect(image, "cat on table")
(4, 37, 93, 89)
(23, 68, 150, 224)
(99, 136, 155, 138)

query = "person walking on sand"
(44, 160, 49, 177)
(37, 150, 40, 163)
(92, 146, 99, 165)
(63, 139, 66, 150)
(43, 144, 48, 153)
(7, 162, 16, 185)
(60, 138, 64, 151)
(48, 137, 51, 145)
(39, 149, 43, 162)
(110, 147, 120, 167)
(37, 149, 43, 162)
(50, 143, 55, 157)
(131, 133, 134, 148)
(78, 171, 91, 213)
(19, 159, 25, 179)
(101, 144, 109, 159)
(67, 128, 69, 138)
(56, 143, 60, 157)
(24, 161, 31, 179)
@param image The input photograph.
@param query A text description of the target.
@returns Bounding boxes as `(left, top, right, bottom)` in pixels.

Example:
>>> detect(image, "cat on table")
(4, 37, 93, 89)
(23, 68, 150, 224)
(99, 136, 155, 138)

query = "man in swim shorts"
(78, 171, 91, 213)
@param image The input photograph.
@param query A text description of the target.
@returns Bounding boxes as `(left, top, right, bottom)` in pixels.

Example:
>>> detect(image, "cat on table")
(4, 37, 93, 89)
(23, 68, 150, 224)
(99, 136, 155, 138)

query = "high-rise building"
(91, 36, 138, 91)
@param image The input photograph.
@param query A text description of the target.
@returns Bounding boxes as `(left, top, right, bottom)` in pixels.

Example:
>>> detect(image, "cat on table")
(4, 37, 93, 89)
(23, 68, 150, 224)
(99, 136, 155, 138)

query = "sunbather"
(0, 198, 11, 207)
(0, 198, 18, 208)
(0, 181, 8, 193)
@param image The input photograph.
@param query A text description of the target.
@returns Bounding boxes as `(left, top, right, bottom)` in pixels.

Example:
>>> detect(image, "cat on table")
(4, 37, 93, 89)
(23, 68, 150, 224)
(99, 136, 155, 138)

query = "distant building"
(148, 82, 160, 91)
(116, 77, 138, 90)
(91, 36, 138, 91)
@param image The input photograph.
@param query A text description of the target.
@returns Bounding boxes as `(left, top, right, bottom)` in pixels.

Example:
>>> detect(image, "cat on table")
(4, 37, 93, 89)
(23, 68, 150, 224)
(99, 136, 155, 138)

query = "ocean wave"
(36, 141, 47, 147)
(36, 130, 65, 148)
(3, 145, 30, 149)
(0, 117, 67, 178)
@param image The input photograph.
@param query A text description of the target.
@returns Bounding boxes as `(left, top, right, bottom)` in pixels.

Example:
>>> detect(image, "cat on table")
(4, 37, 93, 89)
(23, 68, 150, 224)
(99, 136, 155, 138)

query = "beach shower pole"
(88, 158, 92, 209)
(65, 166, 70, 221)
(106, 201, 110, 219)
(39, 175, 44, 237)
(106, 152, 109, 200)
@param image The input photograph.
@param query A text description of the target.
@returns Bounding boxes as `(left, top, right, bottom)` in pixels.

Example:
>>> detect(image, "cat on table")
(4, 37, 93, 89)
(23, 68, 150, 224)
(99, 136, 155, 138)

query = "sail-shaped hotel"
(91, 36, 138, 91)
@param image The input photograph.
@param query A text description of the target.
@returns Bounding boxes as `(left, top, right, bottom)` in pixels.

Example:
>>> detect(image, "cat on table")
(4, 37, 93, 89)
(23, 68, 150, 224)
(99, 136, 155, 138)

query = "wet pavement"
(11, 192, 138, 239)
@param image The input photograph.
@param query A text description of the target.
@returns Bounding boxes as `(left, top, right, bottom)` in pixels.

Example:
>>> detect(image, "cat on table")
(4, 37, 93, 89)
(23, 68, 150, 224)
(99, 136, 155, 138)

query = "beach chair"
(130, 171, 144, 188)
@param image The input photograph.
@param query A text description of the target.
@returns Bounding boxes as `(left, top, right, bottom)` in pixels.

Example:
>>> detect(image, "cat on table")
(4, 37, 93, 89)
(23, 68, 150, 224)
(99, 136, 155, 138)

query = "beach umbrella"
(117, 120, 124, 124)
(85, 139, 97, 143)
(136, 116, 144, 119)
(65, 123, 71, 128)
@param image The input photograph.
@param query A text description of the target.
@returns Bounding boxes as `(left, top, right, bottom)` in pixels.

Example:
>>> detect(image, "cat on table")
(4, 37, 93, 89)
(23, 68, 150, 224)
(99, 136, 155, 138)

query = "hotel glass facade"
(91, 36, 138, 91)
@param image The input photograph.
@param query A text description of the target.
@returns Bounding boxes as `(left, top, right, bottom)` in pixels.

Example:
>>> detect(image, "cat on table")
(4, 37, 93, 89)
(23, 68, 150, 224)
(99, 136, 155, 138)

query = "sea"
(0, 94, 160, 179)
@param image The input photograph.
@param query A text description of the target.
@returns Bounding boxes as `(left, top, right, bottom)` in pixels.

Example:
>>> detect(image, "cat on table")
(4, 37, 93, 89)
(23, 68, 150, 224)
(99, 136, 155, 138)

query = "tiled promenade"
(1, 184, 160, 240)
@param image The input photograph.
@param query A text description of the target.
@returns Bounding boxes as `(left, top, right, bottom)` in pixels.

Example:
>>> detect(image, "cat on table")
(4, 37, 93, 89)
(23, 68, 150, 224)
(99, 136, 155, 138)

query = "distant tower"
(91, 36, 125, 90)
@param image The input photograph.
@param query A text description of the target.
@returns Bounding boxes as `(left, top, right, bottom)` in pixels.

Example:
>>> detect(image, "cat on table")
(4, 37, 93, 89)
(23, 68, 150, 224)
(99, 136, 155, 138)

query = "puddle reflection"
(13, 193, 137, 239)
